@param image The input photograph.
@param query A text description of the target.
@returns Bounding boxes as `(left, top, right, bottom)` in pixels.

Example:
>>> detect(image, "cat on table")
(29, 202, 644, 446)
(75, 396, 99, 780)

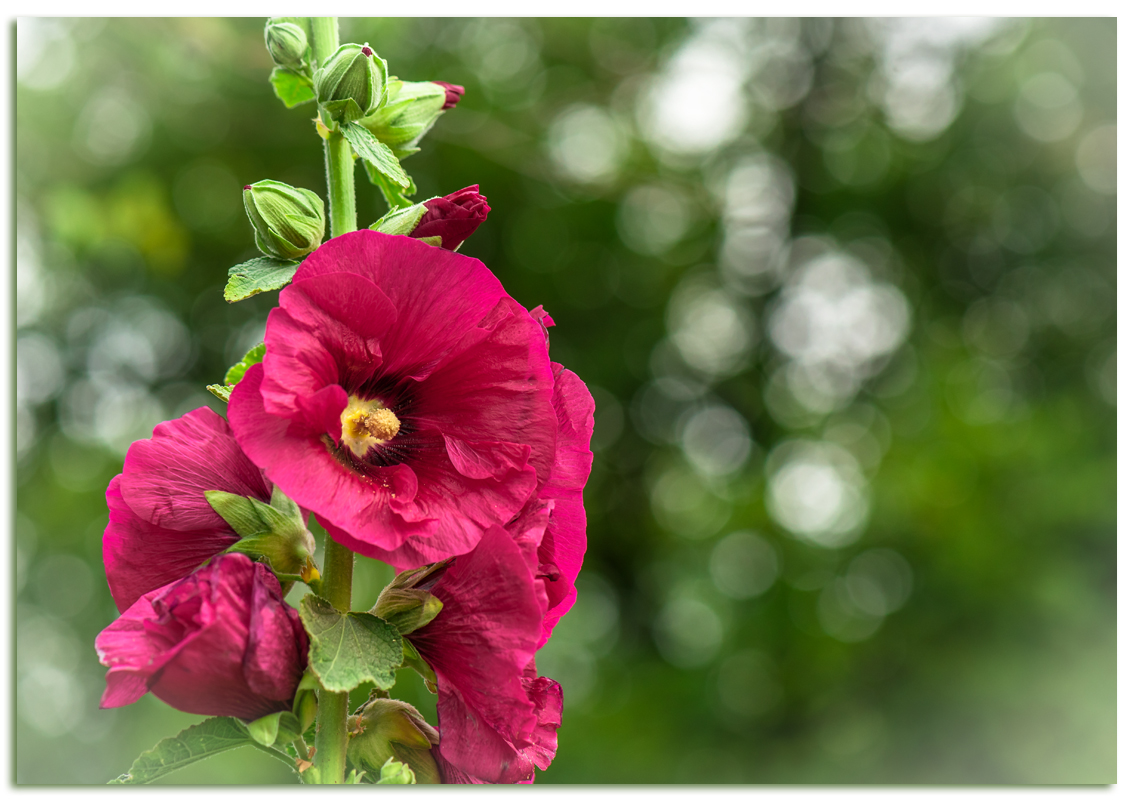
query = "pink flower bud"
(432, 81, 464, 110)
(410, 185, 490, 251)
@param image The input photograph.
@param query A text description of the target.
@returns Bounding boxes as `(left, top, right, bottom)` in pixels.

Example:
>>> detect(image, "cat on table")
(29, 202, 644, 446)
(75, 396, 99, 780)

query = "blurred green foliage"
(14, 17, 1115, 784)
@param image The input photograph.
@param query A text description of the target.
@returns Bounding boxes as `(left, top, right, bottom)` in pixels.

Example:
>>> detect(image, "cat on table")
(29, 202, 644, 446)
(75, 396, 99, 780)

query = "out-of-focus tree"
(15, 17, 1114, 784)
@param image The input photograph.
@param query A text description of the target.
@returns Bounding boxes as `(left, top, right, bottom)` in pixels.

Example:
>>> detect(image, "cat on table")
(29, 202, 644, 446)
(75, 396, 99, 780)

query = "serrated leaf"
(224, 342, 266, 385)
(299, 595, 403, 693)
(108, 716, 253, 784)
(364, 160, 417, 210)
(270, 67, 316, 108)
(224, 256, 302, 303)
(342, 123, 411, 190)
(207, 384, 232, 402)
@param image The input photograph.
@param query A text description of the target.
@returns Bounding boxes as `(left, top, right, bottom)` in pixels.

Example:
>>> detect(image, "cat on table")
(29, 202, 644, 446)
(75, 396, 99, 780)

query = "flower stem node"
(243, 180, 325, 260)
(346, 697, 440, 784)
(264, 21, 309, 69)
(314, 42, 388, 126)
(205, 485, 318, 584)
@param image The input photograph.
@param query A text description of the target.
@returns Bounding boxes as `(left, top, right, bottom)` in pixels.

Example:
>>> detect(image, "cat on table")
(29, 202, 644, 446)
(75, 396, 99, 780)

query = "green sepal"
(224, 256, 302, 303)
(364, 160, 417, 209)
(270, 68, 316, 108)
(207, 384, 232, 403)
(243, 710, 304, 747)
(376, 757, 416, 784)
(108, 716, 255, 784)
(369, 586, 442, 635)
(225, 342, 266, 386)
(299, 595, 404, 693)
(342, 122, 411, 190)
(417, 235, 443, 248)
(346, 769, 369, 784)
(369, 203, 427, 236)
(206, 486, 318, 581)
(401, 639, 437, 693)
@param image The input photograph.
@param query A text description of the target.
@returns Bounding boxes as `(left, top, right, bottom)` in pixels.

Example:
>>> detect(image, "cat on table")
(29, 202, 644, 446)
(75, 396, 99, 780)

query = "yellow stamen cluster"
(340, 395, 401, 457)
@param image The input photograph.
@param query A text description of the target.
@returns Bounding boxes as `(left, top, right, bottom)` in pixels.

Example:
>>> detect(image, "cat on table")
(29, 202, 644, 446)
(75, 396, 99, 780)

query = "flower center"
(340, 395, 401, 457)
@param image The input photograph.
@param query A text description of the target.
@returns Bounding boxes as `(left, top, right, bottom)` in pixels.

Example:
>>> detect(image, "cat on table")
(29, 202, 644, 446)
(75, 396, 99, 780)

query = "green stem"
(312, 537, 354, 784)
(308, 17, 357, 786)
(324, 133, 357, 237)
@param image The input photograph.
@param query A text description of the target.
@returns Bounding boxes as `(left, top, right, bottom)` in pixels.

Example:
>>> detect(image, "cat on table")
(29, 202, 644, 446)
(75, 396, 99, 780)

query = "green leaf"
(207, 384, 232, 403)
(108, 716, 254, 784)
(224, 342, 266, 385)
(364, 160, 417, 209)
(342, 122, 411, 190)
(299, 595, 404, 693)
(224, 256, 302, 303)
(270, 67, 316, 108)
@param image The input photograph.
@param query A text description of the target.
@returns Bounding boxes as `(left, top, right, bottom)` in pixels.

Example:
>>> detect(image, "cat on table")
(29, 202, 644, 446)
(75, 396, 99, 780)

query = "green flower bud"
(347, 697, 440, 785)
(369, 560, 450, 634)
(314, 43, 387, 125)
(264, 21, 308, 68)
(242, 180, 325, 260)
(206, 485, 320, 584)
(359, 80, 449, 160)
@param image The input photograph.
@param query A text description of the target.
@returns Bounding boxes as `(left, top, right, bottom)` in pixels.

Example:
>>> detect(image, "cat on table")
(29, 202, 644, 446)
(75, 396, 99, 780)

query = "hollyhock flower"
(229, 229, 565, 570)
(433, 81, 464, 110)
(96, 553, 308, 722)
(104, 407, 274, 613)
(405, 521, 563, 784)
(409, 185, 490, 251)
(532, 357, 595, 647)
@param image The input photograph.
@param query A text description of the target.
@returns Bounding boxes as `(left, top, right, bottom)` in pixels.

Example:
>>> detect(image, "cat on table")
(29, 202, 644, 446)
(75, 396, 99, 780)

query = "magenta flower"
(534, 360, 594, 647)
(432, 81, 464, 110)
(410, 185, 490, 251)
(229, 230, 563, 570)
(96, 553, 308, 721)
(406, 522, 564, 783)
(104, 407, 273, 613)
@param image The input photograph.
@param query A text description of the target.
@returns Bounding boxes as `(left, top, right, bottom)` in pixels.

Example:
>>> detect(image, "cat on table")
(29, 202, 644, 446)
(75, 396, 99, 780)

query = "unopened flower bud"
(370, 586, 443, 635)
(314, 43, 387, 125)
(359, 80, 462, 159)
(243, 180, 325, 260)
(347, 697, 441, 785)
(264, 21, 308, 68)
(410, 186, 490, 251)
(433, 81, 465, 110)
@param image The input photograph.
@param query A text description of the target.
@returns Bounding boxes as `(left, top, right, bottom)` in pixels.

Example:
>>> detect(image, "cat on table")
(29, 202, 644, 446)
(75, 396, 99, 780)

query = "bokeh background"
(14, 17, 1116, 784)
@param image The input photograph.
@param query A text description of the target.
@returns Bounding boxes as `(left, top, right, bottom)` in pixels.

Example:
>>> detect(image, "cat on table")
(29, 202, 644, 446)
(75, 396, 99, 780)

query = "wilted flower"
(96, 553, 309, 721)
(104, 407, 277, 613)
(405, 522, 563, 783)
(229, 229, 572, 570)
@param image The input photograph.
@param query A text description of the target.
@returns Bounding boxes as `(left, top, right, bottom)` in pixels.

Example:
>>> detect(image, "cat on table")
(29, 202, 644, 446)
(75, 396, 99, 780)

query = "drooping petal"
(408, 525, 546, 783)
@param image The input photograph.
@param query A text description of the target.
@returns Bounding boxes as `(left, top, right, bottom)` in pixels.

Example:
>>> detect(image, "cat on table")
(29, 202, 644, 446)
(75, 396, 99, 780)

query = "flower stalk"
(309, 16, 356, 786)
